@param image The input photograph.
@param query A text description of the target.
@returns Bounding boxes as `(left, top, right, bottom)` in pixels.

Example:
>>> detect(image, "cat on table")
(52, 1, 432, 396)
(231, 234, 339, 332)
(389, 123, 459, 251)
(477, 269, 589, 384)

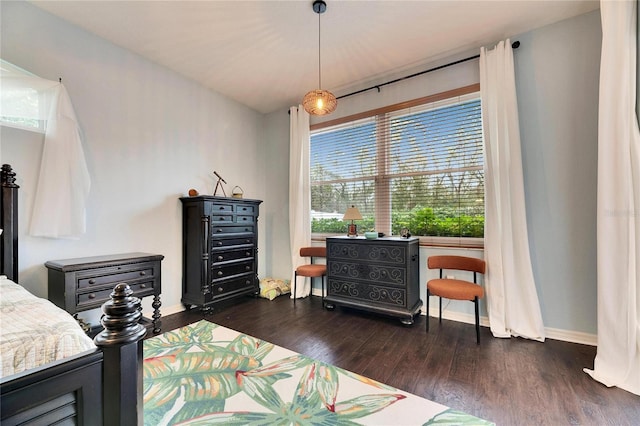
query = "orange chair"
(426, 255, 486, 344)
(293, 247, 327, 305)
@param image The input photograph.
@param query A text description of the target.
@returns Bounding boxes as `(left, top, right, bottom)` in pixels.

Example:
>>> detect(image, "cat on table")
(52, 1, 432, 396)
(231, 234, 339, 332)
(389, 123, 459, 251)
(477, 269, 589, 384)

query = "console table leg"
(152, 295, 162, 334)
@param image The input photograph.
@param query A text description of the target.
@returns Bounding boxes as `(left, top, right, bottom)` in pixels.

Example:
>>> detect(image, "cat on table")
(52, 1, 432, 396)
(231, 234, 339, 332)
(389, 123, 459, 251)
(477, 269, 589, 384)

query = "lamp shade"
(303, 89, 337, 116)
(343, 205, 363, 221)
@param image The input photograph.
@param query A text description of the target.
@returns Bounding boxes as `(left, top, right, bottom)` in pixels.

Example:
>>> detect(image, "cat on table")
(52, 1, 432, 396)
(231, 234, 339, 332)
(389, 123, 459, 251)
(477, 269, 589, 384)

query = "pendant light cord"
(318, 9, 322, 89)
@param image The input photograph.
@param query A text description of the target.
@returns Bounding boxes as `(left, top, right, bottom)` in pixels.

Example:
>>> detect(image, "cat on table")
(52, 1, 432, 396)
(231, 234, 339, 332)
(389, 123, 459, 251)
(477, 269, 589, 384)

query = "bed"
(0, 163, 145, 426)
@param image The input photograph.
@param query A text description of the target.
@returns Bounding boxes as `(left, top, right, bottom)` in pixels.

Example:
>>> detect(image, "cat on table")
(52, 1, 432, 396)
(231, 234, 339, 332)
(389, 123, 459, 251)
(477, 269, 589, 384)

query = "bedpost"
(94, 283, 147, 426)
(1, 164, 19, 281)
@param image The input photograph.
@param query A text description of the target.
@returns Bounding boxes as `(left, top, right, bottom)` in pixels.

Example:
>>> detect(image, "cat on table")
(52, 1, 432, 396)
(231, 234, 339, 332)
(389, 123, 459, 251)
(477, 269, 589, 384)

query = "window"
(0, 59, 46, 132)
(310, 85, 484, 246)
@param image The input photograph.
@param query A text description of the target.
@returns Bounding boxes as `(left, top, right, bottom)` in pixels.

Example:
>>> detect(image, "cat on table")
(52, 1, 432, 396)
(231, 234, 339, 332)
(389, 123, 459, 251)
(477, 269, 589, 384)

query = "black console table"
(325, 236, 422, 325)
(46, 252, 164, 333)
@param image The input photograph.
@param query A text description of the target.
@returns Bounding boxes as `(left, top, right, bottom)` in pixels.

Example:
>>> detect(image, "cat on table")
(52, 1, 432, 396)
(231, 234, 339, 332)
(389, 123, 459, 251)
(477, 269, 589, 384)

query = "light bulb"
(317, 98, 324, 108)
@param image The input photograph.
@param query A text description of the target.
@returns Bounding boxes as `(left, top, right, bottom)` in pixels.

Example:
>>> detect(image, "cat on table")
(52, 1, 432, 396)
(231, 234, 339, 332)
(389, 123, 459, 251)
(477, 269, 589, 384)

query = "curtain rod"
(337, 40, 520, 100)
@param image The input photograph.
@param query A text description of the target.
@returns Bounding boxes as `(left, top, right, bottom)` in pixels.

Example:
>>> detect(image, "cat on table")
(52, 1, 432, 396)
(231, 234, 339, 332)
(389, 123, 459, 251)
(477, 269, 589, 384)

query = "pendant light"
(302, 0, 337, 116)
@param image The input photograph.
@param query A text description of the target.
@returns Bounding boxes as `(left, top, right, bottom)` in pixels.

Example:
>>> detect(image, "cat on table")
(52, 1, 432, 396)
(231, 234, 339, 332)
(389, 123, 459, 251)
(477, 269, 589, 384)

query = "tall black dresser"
(180, 195, 262, 312)
(325, 236, 422, 325)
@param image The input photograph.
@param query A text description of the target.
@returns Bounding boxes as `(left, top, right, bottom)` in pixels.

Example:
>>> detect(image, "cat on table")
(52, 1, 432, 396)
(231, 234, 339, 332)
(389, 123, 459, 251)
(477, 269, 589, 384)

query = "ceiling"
(30, 0, 600, 115)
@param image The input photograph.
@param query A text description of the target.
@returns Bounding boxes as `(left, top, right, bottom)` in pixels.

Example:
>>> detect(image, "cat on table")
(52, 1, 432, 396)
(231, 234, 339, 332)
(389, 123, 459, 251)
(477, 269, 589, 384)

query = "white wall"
(1, 1, 266, 320)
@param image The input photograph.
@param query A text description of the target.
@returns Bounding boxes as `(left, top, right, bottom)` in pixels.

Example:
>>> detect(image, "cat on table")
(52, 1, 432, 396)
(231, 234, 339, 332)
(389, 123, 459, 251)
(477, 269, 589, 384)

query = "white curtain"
(480, 39, 546, 342)
(584, 0, 640, 396)
(0, 68, 90, 239)
(289, 105, 312, 299)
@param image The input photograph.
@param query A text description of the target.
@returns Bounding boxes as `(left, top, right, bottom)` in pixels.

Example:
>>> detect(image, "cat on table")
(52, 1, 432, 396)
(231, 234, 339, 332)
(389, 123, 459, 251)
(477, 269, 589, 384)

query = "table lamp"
(343, 205, 363, 237)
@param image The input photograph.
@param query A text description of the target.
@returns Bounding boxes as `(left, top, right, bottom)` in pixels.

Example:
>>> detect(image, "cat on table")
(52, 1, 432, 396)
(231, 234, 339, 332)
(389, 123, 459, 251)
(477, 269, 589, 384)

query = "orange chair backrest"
(427, 255, 486, 274)
(300, 246, 326, 258)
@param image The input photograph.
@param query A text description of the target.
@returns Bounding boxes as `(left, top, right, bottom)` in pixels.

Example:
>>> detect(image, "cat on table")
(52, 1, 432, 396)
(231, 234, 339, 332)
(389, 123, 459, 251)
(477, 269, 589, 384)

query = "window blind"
(311, 90, 484, 242)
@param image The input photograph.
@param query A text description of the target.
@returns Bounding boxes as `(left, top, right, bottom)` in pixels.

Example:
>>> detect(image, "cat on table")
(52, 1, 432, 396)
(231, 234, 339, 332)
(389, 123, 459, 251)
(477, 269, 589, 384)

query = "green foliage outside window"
(312, 206, 483, 237)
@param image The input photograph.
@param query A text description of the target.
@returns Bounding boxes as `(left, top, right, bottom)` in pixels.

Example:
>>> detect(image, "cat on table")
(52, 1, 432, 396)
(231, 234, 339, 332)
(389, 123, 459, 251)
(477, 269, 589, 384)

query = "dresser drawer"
(211, 203, 234, 214)
(211, 225, 254, 235)
(77, 280, 156, 309)
(235, 205, 255, 215)
(211, 236, 254, 249)
(212, 260, 254, 281)
(329, 242, 407, 265)
(236, 215, 255, 224)
(211, 248, 254, 264)
(209, 275, 255, 298)
(211, 214, 234, 223)
(327, 278, 407, 308)
(77, 263, 156, 290)
(329, 261, 406, 286)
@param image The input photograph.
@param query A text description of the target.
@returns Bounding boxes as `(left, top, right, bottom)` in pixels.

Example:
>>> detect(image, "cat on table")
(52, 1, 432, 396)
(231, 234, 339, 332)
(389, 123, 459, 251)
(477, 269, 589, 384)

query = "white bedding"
(0, 276, 96, 377)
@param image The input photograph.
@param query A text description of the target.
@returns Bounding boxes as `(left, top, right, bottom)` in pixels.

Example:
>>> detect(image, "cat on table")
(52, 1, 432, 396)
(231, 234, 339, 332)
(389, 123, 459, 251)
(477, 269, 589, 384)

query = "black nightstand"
(46, 252, 164, 333)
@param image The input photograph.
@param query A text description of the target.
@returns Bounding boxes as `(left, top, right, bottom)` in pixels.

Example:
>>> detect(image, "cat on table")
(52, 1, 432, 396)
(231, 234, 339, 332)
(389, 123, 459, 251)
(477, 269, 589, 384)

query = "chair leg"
(426, 288, 430, 332)
(293, 272, 297, 305)
(439, 297, 443, 323)
(321, 275, 326, 307)
(474, 296, 480, 345)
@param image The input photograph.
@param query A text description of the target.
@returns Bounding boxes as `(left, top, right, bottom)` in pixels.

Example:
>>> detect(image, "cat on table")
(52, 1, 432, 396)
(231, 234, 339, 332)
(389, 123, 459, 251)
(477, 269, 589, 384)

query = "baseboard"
(424, 307, 597, 346)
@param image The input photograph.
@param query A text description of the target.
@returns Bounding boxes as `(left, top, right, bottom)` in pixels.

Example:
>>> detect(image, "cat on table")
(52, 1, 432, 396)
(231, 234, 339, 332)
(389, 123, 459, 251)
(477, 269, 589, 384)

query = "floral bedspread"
(0, 276, 96, 377)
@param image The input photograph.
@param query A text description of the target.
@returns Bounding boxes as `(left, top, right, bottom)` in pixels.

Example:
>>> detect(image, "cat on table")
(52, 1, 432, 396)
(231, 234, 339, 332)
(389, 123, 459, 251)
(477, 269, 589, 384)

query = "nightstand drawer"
(77, 280, 155, 309)
(77, 264, 156, 290)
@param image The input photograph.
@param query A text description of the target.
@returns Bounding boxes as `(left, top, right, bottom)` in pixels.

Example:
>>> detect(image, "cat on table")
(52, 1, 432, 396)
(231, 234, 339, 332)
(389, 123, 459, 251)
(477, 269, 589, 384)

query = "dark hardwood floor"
(154, 295, 640, 425)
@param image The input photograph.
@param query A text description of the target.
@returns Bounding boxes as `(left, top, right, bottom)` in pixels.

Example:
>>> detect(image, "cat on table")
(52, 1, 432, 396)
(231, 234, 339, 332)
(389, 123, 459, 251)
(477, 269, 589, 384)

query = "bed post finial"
(94, 283, 146, 426)
(95, 283, 147, 345)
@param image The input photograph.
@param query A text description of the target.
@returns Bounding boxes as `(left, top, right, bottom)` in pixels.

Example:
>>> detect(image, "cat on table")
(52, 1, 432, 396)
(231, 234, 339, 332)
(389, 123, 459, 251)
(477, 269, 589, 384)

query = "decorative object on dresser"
(46, 252, 164, 334)
(325, 236, 422, 325)
(180, 195, 262, 313)
(342, 205, 362, 237)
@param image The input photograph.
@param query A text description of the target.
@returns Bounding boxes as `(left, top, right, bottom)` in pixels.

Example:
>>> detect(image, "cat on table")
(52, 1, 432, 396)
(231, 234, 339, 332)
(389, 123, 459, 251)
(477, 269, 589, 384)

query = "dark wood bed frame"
(0, 164, 145, 426)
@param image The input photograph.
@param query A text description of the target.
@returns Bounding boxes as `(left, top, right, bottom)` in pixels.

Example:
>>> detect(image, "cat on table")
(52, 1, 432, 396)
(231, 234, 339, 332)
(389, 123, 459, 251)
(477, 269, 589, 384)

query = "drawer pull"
(140, 271, 146, 276)
(219, 206, 225, 210)
(245, 266, 251, 271)
(244, 228, 250, 232)
(219, 217, 225, 221)
(217, 241, 223, 246)
(218, 287, 224, 292)
(245, 252, 251, 256)
(217, 271, 223, 276)
(140, 284, 147, 289)
(242, 207, 247, 211)
(246, 239, 251, 243)
(242, 217, 247, 221)
(88, 279, 96, 284)
(88, 293, 96, 299)
(218, 255, 224, 261)
(216, 228, 223, 233)
(245, 280, 251, 285)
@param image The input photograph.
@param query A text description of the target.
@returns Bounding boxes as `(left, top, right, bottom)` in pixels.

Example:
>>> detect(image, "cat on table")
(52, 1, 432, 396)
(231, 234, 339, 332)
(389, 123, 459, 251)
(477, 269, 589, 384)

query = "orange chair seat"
(427, 279, 484, 301)
(296, 264, 326, 278)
